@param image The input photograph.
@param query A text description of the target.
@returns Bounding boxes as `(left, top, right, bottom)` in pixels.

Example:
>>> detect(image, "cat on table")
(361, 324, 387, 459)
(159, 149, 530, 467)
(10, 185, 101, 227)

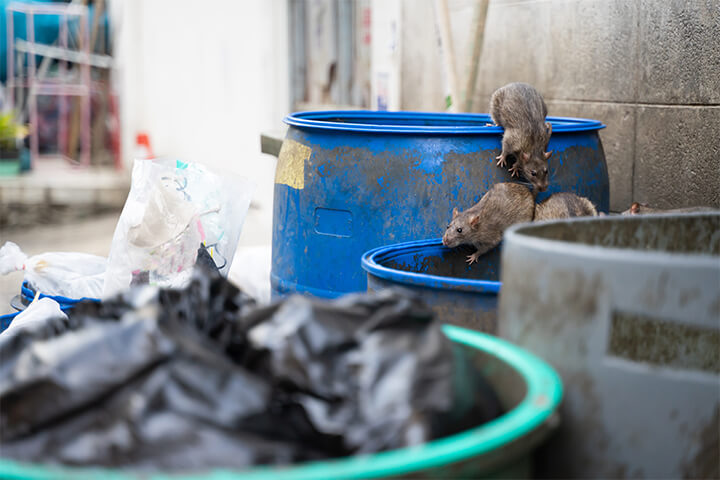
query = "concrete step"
(0, 158, 130, 229)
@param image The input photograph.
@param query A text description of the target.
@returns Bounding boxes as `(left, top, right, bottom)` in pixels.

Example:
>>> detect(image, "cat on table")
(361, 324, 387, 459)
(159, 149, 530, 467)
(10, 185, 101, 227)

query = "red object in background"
(362, 7, 371, 45)
(135, 132, 154, 159)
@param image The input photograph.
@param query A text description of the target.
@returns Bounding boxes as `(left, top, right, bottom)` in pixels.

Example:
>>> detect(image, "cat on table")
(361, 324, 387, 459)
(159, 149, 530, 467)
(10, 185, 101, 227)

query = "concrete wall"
(371, 0, 403, 110)
(399, 0, 720, 211)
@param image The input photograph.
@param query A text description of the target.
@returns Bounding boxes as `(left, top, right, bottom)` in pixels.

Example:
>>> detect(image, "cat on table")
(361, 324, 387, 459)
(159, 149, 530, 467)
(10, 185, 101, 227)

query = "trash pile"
(0, 266, 502, 472)
(0, 158, 254, 305)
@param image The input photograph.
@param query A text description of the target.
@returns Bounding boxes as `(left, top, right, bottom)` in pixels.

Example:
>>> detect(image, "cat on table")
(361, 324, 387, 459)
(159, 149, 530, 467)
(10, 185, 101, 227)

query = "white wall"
(370, 0, 402, 111)
(112, 0, 289, 220)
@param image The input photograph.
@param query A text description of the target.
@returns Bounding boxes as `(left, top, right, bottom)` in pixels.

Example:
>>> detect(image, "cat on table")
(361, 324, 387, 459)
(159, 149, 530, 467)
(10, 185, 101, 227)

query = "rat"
(534, 192, 598, 221)
(621, 202, 717, 216)
(442, 183, 535, 264)
(489, 82, 553, 193)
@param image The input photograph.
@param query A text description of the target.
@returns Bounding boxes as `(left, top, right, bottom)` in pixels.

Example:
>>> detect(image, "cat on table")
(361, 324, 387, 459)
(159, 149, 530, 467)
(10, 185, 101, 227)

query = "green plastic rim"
(0, 326, 563, 480)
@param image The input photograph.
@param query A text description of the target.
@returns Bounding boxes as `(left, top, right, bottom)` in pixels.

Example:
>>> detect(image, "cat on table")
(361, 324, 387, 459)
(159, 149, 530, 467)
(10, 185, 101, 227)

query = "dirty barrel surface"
(498, 213, 720, 478)
(271, 111, 608, 299)
(0, 326, 562, 480)
(362, 238, 502, 334)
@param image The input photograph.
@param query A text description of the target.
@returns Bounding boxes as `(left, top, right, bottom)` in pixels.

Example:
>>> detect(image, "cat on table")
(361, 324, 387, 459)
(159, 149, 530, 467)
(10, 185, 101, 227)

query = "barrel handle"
(260, 130, 286, 158)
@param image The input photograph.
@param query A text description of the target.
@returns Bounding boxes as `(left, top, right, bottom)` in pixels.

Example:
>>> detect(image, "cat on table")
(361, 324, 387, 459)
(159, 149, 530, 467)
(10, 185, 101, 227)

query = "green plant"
(0, 112, 29, 151)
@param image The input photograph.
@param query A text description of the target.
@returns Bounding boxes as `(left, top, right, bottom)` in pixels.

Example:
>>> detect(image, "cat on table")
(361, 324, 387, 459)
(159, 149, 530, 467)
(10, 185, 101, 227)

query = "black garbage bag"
(0, 266, 501, 472)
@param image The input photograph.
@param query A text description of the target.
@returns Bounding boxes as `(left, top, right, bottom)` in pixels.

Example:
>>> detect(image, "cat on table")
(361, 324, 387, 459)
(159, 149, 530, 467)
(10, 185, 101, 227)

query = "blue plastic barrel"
(272, 111, 608, 298)
(0, 282, 100, 333)
(0, 311, 19, 332)
(19, 281, 100, 307)
(362, 238, 502, 333)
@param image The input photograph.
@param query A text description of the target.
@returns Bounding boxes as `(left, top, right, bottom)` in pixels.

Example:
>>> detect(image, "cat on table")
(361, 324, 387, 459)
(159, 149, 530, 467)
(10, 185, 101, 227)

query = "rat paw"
(466, 252, 481, 265)
(509, 164, 520, 177)
(495, 155, 507, 168)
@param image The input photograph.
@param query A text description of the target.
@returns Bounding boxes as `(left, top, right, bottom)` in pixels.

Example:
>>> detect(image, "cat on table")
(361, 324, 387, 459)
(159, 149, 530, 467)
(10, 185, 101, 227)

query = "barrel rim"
(504, 212, 720, 264)
(361, 238, 502, 294)
(20, 281, 100, 306)
(0, 326, 563, 480)
(285, 110, 606, 134)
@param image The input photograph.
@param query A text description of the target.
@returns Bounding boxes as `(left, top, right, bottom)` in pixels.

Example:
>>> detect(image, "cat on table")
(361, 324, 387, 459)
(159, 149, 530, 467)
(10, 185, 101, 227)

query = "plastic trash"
(228, 245, 271, 304)
(0, 266, 501, 472)
(0, 297, 67, 336)
(0, 241, 106, 299)
(103, 158, 255, 298)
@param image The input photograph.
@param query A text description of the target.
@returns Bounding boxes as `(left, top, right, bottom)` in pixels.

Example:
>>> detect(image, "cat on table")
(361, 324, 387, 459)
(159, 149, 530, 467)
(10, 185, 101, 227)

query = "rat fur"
(535, 192, 598, 220)
(442, 183, 535, 264)
(489, 82, 552, 192)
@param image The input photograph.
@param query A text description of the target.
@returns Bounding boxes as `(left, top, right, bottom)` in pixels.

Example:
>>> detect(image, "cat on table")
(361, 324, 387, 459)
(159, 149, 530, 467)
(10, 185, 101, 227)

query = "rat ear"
(469, 214, 480, 228)
(544, 150, 553, 160)
(630, 202, 640, 214)
(522, 152, 530, 161)
(452, 207, 460, 219)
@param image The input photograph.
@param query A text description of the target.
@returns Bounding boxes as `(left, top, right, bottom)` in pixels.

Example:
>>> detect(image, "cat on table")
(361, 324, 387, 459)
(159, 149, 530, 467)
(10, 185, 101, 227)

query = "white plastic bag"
(0, 242, 106, 299)
(228, 245, 271, 304)
(1, 297, 67, 336)
(103, 159, 254, 298)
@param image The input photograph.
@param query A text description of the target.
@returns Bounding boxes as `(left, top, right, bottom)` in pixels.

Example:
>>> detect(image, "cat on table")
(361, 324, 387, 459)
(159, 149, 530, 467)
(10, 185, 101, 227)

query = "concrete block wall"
(399, 0, 720, 211)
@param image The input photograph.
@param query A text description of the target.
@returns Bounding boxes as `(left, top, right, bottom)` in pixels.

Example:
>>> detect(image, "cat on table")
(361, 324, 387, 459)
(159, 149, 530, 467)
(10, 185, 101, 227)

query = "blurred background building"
(0, 0, 717, 268)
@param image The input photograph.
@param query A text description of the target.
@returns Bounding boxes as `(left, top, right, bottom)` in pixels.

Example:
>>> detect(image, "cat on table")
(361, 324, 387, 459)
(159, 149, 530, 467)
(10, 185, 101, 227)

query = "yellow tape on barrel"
(275, 139, 311, 190)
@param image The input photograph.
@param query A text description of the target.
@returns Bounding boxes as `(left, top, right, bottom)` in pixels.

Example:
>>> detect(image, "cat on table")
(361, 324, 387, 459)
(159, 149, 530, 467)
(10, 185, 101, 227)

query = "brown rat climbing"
(489, 82, 553, 193)
(443, 186, 599, 265)
(442, 183, 535, 265)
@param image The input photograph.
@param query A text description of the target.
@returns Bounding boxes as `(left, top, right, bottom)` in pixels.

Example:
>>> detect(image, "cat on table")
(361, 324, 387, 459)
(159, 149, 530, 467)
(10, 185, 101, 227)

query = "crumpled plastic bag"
(103, 158, 254, 298)
(0, 241, 106, 299)
(0, 298, 67, 336)
(0, 267, 501, 472)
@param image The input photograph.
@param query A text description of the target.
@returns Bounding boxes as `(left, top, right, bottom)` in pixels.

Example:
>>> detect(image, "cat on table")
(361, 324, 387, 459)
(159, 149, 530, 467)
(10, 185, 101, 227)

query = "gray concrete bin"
(498, 213, 719, 479)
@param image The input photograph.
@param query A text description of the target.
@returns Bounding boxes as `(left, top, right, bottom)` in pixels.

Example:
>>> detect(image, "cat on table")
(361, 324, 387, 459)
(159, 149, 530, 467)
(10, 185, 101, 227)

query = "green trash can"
(0, 326, 563, 479)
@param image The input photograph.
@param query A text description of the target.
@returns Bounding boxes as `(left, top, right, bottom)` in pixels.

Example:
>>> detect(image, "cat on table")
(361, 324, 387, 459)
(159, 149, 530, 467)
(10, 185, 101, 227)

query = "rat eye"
(456, 227, 463, 233)
(531, 170, 537, 177)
